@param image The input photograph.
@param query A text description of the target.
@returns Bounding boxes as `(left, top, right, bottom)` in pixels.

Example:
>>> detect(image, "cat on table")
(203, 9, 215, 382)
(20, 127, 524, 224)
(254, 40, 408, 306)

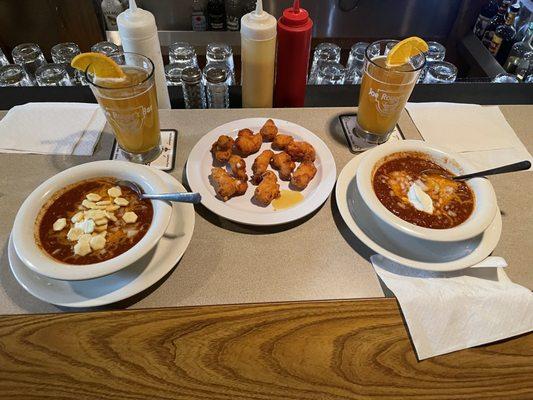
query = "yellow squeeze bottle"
(240, 0, 277, 108)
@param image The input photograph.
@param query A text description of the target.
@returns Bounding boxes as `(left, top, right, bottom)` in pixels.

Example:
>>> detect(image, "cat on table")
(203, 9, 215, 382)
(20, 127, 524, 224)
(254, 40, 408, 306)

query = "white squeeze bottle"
(117, 0, 171, 109)
(240, 0, 277, 108)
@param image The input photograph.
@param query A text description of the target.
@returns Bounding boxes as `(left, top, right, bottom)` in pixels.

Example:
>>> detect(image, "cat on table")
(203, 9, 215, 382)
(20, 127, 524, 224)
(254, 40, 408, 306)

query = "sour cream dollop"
(407, 181, 434, 214)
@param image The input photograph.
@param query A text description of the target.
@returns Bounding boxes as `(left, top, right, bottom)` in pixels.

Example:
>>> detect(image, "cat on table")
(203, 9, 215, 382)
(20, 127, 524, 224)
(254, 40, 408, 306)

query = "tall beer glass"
(355, 40, 425, 144)
(87, 52, 161, 163)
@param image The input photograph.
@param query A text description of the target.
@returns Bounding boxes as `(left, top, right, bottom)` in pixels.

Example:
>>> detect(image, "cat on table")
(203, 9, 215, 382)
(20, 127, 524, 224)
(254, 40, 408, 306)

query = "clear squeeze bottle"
(274, 0, 313, 107)
(117, 0, 171, 109)
(240, 0, 277, 108)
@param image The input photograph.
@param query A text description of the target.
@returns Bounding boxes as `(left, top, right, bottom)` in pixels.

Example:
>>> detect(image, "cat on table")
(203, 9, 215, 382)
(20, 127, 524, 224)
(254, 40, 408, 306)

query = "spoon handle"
(143, 192, 202, 204)
(454, 160, 531, 180)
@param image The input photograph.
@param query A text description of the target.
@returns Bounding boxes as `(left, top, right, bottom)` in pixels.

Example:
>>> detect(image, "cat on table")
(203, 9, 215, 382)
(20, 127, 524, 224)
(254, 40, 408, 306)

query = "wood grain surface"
(0, 299, 531, 399)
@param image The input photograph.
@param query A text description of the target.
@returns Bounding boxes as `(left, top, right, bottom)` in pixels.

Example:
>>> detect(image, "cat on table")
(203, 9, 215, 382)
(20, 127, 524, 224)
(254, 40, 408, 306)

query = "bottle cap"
(181, 66, 202, 84)
(206, 66, 228, 84)
(241, 0, 276, 41)
(117, 0, 157, 41)
(280, 0, 310, 28)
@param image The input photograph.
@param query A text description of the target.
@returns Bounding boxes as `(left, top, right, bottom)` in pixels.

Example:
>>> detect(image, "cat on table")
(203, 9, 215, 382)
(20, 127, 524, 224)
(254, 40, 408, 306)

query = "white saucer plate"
(8, 171, 195, 308)
(335, 154, 502, 271)
(186, 118, 336, 226)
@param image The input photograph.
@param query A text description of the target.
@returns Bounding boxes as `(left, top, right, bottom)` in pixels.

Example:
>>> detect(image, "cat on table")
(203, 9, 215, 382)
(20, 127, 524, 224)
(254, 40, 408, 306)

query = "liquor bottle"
(474, 0, 499, 39)
(192, 0, 207, 31)
(504, 22, 533, 79)
(241, 0, 276, 107)
(482, 0, 512, 47)
(225, 0, 242, 31)
(490, 5, 520, 63)
(274, 0, 313, 107)
(243, 0, 256, 14)
(207, 0, 225, 30)
(117, 0, 171, 109)
(101, 0, 125, 30)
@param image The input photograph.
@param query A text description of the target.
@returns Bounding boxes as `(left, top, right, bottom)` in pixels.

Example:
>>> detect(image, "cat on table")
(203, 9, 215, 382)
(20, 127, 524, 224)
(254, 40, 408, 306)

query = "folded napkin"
(405, 102, 532, 170)
(0, 102, 106, 156)
(371, 255, 533, 360)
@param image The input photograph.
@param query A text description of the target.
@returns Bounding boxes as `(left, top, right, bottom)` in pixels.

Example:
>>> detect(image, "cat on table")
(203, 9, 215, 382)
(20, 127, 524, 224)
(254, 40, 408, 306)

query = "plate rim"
(186, 117, 337, 226)
(335, 153, 502, 272)
(8, 170, 195, 308)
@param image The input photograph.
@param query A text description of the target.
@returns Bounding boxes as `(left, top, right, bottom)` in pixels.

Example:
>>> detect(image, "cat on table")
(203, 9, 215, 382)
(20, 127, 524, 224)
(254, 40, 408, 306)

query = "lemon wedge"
(71, 52, 125, 79)
(386, 37, 429, 68)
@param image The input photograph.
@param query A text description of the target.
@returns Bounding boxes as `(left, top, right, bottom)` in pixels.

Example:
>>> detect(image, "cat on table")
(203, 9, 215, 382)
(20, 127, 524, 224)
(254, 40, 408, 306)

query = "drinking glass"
(0, 65, 32, 86)
(87, 52, 162, 163)
(91, 41, 121, 56)
(11, 43, 47, 81)
(167, 42, 198, 83)
(51, 42, 81, 84)
(0, 48, 9, 66)
(355, 40, 425, 144)
(345, 42, 368, 84)
(165, 63, 184, 85)
(492, 73, 520, 83)
(418, 41, 446, 82)
(316, 61, 346, 85)
(36, 64, 72, 86)
(384, 40, 400, 55)
(309, 43, 341, 84)
(423, 61, 458, 84)
(205, 42, 235, 85)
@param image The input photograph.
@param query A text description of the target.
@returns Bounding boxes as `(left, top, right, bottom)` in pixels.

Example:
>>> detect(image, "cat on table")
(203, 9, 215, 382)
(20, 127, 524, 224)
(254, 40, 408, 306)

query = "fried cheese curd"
(272, 134, 294, 150)
(211, 135, 234, 163)
(235, 128, 262, 156)
(228, 154, 247, 181)
(286, 140, 316, 162)
(291, 161, 317, 190)
(251, 149, 274, 185)
(254, 171, 280, 206)
(211, 167, 247, 201)
(271, 152, 296, 181)
(259, 118, 278, 142)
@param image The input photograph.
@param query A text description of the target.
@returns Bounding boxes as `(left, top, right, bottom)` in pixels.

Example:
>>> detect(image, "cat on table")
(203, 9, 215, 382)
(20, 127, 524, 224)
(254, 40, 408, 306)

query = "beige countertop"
(0, 106, 531, 314)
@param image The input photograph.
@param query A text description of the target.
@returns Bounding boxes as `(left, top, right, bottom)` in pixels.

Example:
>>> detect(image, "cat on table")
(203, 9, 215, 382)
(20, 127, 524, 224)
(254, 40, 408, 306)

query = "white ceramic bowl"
(356, 140, 498, 242)
(12, 161, 172, 281)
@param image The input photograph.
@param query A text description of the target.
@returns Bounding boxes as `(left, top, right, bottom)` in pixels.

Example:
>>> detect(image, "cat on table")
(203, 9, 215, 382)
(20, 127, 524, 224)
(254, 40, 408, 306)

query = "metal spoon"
(421, 160, 531, 181)
(117, 180, 201, 204)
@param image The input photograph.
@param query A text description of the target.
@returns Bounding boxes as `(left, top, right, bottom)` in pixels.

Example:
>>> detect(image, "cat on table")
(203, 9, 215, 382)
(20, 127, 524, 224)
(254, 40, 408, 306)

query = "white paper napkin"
(0, 102, 105, 156)
(371, 255, 533, 360)
(405, 102, 533, 170)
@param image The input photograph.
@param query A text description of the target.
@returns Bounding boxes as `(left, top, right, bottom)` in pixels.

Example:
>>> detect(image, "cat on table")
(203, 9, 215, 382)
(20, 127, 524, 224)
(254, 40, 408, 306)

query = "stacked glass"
(345, 42, 368, 84)
(0, 48, 9, 66)
(205, 43, 235, 85)
(91, 41, 121, 56)
(12, 43, 47, 82)
(418, 41, 446, 82)
(51, 42, 82, 85)
(316, 62, 346, 85)
(35, 64, 72, 86)
(0, 65, 32, 86)
(308, 43, 341, 84)
(166, 42, 198, 84)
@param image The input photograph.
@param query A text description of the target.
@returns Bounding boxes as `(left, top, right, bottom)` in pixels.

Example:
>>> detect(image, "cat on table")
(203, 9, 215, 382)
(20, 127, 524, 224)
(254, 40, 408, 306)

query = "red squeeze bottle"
(274, 0, 313, 108)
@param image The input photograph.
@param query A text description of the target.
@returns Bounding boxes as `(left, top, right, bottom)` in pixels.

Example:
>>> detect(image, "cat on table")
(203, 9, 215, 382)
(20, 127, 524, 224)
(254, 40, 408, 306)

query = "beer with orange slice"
(356, 37, 427, 143)
(71, 52, 161, 163)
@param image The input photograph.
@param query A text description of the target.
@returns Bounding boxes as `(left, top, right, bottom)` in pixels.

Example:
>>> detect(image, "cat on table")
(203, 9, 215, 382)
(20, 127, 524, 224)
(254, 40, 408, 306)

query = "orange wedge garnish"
(386, 37, 429, 68)
(71, 52, 126, 79)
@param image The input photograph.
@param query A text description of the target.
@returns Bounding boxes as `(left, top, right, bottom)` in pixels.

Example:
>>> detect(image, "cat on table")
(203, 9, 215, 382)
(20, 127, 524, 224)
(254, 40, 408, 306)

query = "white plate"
(8, 171, 195, 308)
(186, 118, 336, 225)
(335, 154, 502, 271)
